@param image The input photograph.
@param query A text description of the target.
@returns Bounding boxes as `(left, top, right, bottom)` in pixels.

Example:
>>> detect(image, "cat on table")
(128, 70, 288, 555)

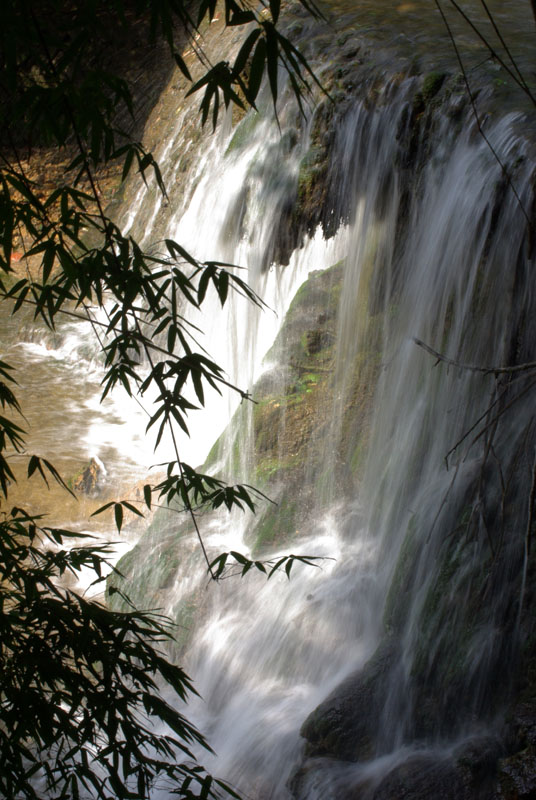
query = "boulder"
(72, 457, 106, 495)
(371, 755, 469, 800)
(300, 641, 397, 762)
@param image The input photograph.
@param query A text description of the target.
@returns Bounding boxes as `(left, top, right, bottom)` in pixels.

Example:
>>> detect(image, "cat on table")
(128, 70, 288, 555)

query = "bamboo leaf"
(174, 53, 192, 81)
(114, 502, 124, 532)
(143, 484, 152, 510)
(120, 500, 144, 518)
(233, 28, 261, 79)
(91, 501, 115, 517)
(270, 0, 281, 23)
(264, 22, 279, 112)
(248, 38, 267, 104)
(218, 270, 229, 306)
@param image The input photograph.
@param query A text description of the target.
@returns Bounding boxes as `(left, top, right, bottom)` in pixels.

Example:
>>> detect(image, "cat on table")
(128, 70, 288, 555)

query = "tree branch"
(414, 337, 536, 375)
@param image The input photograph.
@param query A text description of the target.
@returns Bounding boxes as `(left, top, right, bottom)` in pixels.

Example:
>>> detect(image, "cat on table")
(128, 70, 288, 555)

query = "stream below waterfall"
(7, 1, 536, 798)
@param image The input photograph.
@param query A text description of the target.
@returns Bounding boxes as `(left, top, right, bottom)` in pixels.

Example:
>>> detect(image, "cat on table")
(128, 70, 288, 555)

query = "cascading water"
(291, 94, 536, 798)
(106, 9, 536, 800)
(6, 1, 536, 797)
(120, 87, 347, 469)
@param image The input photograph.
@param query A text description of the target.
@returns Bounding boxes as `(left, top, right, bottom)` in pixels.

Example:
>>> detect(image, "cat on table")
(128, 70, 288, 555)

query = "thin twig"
(426, 461, 461, 543)
(170, 420, 215, 578)
(466, 376, 536, 456)
(448, 0, 536, 105)
(445, 374, 528, 466)
(525, 447, 536, 556)
(435, 0, 532, 230)
(479, 0, 528, 89)
(414, 337, 536, 375)
(477, 415, 498, 555)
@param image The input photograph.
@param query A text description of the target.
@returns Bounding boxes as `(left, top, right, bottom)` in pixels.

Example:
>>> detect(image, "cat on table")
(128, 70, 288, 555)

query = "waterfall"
(107, 24, 536, 800)
(291, 92, 536, 798)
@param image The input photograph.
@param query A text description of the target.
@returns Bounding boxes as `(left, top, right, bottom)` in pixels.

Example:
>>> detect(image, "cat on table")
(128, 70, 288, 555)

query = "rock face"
(300, 641, 398, 763)
(290, 735, 536, 800)
(108, 257, 382, 646)
(200, 255, 384, 557)
(369, 751, 488, 800)
(295, 504, 536, 798)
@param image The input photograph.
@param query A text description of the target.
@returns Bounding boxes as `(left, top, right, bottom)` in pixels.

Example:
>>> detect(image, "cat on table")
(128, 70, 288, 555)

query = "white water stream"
(9, 28, 536, 799)
(149, 88, 534, 799)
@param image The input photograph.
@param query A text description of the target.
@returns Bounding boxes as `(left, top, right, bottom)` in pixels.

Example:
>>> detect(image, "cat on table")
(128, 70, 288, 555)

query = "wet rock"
(72, 457, 106, 495)
(494, 700, 536, 798)
(305, 328, 333, 355)
(506, 702, 536, 749)
(300, 641, 397, 762)
(454, 735, 504, 789)
(371, 755, 470, 800)
(290, 737, 506, 800)
(341, 38, 361, 62)
(495, 746, 536, 798)
(290, 756, 371, 800)
(421, 71, 447, 103)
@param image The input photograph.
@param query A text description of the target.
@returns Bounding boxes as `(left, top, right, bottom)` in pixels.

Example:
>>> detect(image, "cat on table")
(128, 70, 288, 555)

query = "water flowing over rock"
(105, 3, 536, 798)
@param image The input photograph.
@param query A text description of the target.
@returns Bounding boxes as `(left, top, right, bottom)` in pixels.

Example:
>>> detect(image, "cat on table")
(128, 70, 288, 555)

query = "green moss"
(314, 463, 336, 501)
(204, 434, 224, 473)
(282, 260, 344, 320)
(110, 546, 136, 587)
(225, 112, 261, 156)
(255, 451, 302, 487)
(295, 145, 328, 211)
(255, 456, 283, 484)
(422, 71, 447, 102)
(108, 537, 182, 612)
(249, 496, 300, 555)
(420, 544, 462, 627)
(409, 532, 487, 699)
(290, 372, 321, 397)
(412, 91, 425, 114)
(169, 594, 199, 657)
(107, 502, 193, 613)
(203, 402, 249, 477)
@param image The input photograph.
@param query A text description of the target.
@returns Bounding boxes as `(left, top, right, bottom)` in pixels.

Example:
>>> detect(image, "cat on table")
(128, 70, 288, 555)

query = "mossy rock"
(108, 252, 388, 637)
(107, 504, 191, 610)
(249, 496, 301, 555)
(225, 111, 262, 156)
(247, 255, 389, 549)
(421, 71, 447, 103)
(71, 457, 105, 495)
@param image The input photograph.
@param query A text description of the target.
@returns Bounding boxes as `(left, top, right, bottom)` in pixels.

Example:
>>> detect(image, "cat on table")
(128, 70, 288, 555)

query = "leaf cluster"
(187, 0, 326, 126)
(0, 512, 239, 799)
(0, 0, 325, 158)
(208, 550, 326, 580)
(0, 0, 325, 795)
